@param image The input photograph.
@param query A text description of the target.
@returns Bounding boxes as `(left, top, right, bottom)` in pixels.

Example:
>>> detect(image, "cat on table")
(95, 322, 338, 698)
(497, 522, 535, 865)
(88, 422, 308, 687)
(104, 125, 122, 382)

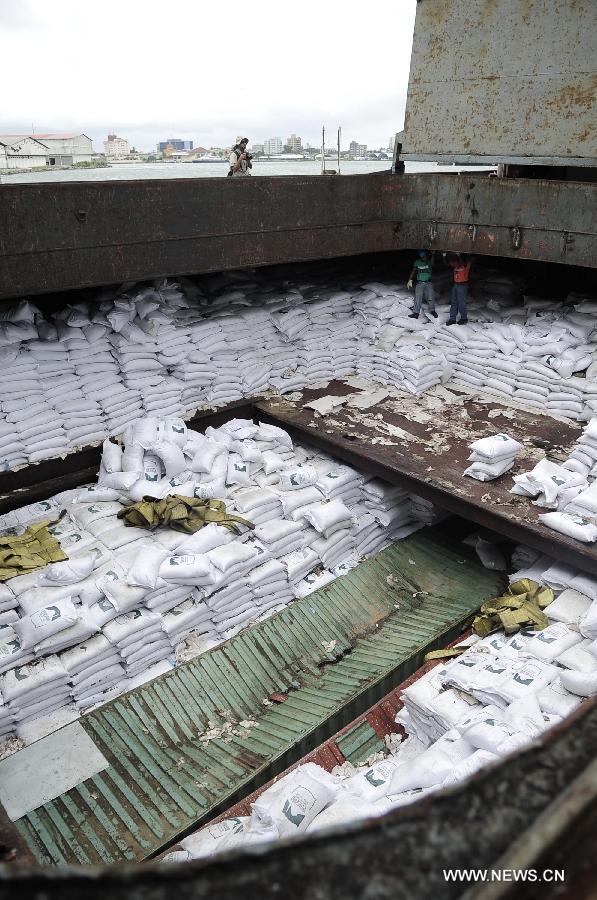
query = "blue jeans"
(413, 281, 435, 314)
(450, 283, 468, 321)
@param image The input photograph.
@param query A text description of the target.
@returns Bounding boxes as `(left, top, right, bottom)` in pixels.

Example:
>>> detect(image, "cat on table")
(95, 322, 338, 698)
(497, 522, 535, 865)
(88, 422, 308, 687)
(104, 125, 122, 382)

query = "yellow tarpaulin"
(118, 495, 254, 535)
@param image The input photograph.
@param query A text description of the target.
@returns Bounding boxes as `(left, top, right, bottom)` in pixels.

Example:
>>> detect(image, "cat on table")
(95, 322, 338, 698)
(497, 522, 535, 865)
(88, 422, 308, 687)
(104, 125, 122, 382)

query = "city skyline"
(0, 0, 417, 155)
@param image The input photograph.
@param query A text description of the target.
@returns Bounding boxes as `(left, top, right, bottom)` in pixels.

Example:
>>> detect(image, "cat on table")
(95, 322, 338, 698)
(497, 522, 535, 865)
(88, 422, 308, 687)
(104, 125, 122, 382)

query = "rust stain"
(546, 77, 597, 112)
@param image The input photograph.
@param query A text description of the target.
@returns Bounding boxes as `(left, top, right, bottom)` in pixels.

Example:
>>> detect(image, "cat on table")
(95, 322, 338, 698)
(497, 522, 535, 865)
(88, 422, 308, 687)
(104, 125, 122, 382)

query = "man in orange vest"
(445, 253, 475, 326)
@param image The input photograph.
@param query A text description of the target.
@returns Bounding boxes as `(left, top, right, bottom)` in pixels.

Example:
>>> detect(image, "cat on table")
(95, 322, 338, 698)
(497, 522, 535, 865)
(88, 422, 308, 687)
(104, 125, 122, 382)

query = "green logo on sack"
(537, 632, 556, 644)
(365, 769, 385, 787)
(513, 673, 534, 686)
(282, 800, 305, 828)
(14, 667, 28, 681)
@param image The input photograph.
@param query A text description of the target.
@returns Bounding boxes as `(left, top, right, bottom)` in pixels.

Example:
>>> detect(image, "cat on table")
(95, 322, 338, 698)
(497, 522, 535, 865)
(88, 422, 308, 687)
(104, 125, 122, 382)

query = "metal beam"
(1, 173, 596, 300)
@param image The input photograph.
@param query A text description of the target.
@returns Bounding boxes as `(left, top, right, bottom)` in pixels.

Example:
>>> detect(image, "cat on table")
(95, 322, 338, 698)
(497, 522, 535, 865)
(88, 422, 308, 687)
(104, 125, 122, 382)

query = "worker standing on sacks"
(407, 250, 438, 319)
(445, 252, 475, 326)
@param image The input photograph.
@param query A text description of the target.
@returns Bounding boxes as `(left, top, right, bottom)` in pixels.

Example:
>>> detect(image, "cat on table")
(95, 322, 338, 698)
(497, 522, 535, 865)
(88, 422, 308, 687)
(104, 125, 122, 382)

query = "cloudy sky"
(0, 0, 417, 152)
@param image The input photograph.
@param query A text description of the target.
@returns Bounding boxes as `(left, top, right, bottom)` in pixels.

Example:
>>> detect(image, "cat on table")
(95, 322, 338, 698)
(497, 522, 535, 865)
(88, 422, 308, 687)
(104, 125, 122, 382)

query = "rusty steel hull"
(1, 172, 595, 301)
(401, 0, 597, 168)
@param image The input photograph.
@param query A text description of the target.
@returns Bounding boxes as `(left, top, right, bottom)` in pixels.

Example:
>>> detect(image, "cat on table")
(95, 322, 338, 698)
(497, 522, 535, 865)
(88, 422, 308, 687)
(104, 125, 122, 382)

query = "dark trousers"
(450, 283, 468, 321)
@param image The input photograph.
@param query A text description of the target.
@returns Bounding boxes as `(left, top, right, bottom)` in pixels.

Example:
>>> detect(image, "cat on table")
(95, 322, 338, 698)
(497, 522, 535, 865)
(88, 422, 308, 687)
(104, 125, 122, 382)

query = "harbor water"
(3, 159, 491, 184)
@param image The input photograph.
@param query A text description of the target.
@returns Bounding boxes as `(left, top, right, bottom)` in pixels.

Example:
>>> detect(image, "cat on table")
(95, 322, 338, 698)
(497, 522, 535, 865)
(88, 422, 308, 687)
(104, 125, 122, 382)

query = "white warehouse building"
(34, 133, 93, 165)
(0, 136, 50, 170)
(0, 133, 93, 168)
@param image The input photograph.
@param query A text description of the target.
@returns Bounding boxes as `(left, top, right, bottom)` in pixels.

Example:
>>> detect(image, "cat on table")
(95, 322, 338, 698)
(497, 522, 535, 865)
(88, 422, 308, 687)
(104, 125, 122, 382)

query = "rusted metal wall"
(402, 0, 597, 166)
(1, 172, 595, 301)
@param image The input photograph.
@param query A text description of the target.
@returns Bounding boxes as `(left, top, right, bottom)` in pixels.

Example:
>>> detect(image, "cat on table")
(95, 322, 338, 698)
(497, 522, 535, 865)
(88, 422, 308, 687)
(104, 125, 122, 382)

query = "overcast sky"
(0, 0, 417, 152)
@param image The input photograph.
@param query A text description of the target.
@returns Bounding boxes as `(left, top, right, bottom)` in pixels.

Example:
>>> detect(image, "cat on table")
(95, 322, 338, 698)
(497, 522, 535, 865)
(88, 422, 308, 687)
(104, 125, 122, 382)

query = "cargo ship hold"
(0, 1, 596, 898)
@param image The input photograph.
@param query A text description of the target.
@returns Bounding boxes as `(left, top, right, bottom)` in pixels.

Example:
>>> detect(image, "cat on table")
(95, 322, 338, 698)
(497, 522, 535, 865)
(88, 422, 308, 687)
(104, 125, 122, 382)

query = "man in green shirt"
(407, 250, 437, 319)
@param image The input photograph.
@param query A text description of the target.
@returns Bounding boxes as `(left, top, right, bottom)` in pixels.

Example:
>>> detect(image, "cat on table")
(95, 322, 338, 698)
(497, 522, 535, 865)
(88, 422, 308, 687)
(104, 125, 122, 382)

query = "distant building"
(0, 133, 92, 166)
(263, 137, 283, 155)
(186, 147, 211, 159)
(0, 136, 50, 169)
(104, 134, 130, 159)
(251, 143, 264, 154)
(157, 139, 193, 152)
(349, 141, 367, 157)
(286, 133, 302, 152)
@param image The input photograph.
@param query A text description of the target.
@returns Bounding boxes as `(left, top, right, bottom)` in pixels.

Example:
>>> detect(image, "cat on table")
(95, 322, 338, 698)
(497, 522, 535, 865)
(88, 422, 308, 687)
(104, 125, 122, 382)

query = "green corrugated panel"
(16, 535, 503, 865)
(336, 721, 386, 765)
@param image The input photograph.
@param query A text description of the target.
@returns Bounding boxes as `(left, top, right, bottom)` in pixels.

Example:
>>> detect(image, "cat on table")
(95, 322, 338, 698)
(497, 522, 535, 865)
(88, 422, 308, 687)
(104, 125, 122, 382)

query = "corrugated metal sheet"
(402, 0, 597, 166)
(15, 535, 503, 865)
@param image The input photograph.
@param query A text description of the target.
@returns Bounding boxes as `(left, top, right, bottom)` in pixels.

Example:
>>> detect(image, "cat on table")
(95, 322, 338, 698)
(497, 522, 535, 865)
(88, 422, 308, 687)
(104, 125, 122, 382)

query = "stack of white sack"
(61, 634, 126, 712)
(2, 656, 71, 727)
(0, 685, 16, 739)
(161, 592, 216, 646)
(0, 584, 19, 627)
(3, 272, 597, 470)
(361, 479, 423, 540)
(562, 418, 597, 478)
(395, 344, 452, 394)
(3, 347, 69, 464)
(409, 494, 448, 527)
(511, 458, 586, 509)
(0, 413, 453, 744)
(103, 610, 173, 677)
(464, 433, 522, 481)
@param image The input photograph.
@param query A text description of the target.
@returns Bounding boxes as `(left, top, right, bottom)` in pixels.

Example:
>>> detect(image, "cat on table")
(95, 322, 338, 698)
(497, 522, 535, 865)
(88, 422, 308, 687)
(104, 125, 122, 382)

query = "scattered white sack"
(456, 705, 526, 755)
(158, 554, 216, 585)
(580, 599, 597, 640)
(303, 499, 353, 539)
(545, 588, 592, 625)
(388, 738, 474, 793)
(537, 676, 583, 717)
(560, 668, 597, 698)
(469, 434, 522, 462)
(442, 750, 500, 787)
(161, 850, 193, 864)
(38, 551, 99, 586)
(569, 572, 597, 602)
(278, 465, 318, 491)
(101, 439, 123, 474)
(307, 790, 380, 833)
(556, 639, 597, 673)
(538, 512, 597, 543)
(525, 623, 582, 664)
(464, 456, 516, 482)
(126, 545, 169, 589)
(13, 598, 79, 651)
(347, 757, 403, 802)
(180, 817, 250, 859)
(251, 763, 338, 838)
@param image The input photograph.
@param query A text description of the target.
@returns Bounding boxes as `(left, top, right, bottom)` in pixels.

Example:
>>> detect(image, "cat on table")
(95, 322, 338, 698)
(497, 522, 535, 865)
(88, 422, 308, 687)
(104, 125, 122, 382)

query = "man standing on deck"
(228, 138, 252, 176)
(407, 250, 437, 319)
(445, 252, 475, 326)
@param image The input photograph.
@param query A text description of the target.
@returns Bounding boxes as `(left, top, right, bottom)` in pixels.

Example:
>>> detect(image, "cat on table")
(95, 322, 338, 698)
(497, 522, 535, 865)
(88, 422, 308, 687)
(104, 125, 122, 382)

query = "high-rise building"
(389, 135, 396, 152)
(263, 137, 283, 155)
(286, 133, 302, 152)
(104, 134, 130, 159)
(349, 141, 367, 156)
(157, 139, 193, 153)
